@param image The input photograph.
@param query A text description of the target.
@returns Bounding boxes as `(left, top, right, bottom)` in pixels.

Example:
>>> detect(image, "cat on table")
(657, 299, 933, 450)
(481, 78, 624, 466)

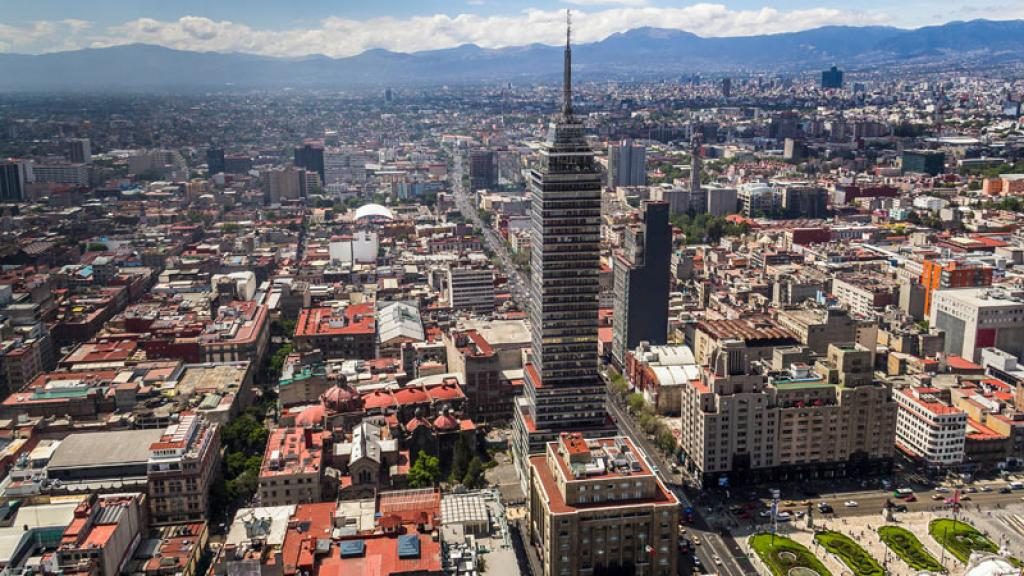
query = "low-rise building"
(895, 387, 967, 467)
(259, 426, 326, 507)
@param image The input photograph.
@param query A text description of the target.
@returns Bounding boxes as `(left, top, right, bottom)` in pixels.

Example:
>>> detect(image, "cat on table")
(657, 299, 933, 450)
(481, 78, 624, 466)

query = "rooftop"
(48, 429, 166, 471)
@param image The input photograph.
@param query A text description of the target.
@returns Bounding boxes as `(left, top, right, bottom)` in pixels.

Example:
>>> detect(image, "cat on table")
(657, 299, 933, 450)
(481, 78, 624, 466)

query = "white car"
(844, 500, 859, 507)
(713, 555, 723, 566)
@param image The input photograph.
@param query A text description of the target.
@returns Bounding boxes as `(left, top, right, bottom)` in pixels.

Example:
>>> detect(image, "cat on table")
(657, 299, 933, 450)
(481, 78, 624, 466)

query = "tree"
(85, 242, 109, 252)
(269, 343, 294, 376)
(451, 435, 471, 484)
(627, 393, 646, 414)
(408, 453, 441, 488)
(463, 457, 484, 489)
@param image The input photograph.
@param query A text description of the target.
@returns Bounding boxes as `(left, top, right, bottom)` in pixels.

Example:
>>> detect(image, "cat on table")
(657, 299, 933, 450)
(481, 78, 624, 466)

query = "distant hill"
(1, 19, 1022, 90)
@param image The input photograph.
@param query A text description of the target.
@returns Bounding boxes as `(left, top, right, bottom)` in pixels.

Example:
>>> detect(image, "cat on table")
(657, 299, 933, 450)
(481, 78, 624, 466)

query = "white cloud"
(0, 4, 896, 58)
(563, 0, 651, 6)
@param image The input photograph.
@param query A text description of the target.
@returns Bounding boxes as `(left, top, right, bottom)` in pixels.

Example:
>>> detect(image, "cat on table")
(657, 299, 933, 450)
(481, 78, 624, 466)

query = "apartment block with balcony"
(147, 414, 221, 524)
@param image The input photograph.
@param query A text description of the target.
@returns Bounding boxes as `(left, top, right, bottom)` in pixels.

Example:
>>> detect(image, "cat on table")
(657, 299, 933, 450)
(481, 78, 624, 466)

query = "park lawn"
(929, 518, 998, 563)
(750, 533, 833, 576)
(878, 526, 944, 572)
(814, 531, 884, 576)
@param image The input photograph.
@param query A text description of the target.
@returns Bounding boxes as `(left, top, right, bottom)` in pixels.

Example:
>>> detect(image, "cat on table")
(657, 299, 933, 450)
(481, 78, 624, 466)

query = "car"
(844, 500, 859, 507)
(1000, 487, 1013, 494)
(797, 500, 811, 506)
(818, 502, 834, 514)
(931, 494, 945, 501)
(714, 556, 723, 566)
(692, 537, 701, 546)
(981, 485, 994, 492)
(893, 504, 908, 512)
(961, 495, 972, 501)
(935, 487, 950, 493)
(693, 558, 702, 568)
(776, 512, 792, 522)
(966, 487, 979, 493)
(905, 494, 917, 502)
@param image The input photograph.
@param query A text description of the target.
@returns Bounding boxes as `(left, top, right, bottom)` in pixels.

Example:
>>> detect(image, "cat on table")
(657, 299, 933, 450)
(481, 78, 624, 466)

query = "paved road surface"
(606, 395, 757, 576)
(450, 152, 529, 307)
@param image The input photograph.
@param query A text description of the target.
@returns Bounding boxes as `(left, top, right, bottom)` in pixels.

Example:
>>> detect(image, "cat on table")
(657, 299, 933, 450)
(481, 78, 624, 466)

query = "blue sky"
(1, 0, 1021, 56)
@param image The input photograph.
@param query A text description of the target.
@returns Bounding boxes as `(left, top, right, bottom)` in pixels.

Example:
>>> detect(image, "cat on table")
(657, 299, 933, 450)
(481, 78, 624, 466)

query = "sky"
(1, 0, 1022, 57)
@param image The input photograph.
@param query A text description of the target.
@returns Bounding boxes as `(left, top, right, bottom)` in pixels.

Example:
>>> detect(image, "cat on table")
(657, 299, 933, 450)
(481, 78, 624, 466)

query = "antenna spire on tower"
(563, 9, 573, 118)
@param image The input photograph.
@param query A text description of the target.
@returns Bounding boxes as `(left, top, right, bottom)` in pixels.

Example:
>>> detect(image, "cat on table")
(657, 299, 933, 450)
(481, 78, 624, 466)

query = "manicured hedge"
(878, 525, 944, 572)
(929, 519, 997, 563)
(814, 531, 884, 576)
(750, 533, 833, 576)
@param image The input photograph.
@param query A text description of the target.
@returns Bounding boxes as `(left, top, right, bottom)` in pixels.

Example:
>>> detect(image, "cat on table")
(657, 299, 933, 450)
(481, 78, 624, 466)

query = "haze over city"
(2, 2, 1024, 576)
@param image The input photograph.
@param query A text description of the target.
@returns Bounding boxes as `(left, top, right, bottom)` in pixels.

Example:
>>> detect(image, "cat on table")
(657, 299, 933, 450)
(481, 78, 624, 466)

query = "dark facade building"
(902, 150, 946, 176)
(512, 27, 614, 489)
(67, 138, 91, 164)
(822, 65, 844, 89)
(468, 149, 496, 191)
(721, 77, 732, 98)
(612, 200, 671, 367)
(294, 142, 325, 184)
(782, 186, 828, 218)
(206, 148, 225, 175)
(223, 155, 253, 174)
(0, 162, 25, 203)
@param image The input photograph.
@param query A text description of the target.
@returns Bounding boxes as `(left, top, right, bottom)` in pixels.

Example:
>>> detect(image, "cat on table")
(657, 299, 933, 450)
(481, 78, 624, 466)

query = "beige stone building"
(528, 434, 679, 576)
(679, 341, 896, 488)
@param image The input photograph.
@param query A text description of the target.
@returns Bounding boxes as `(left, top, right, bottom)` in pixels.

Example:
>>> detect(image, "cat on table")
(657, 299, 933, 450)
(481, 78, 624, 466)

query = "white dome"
(354, 203, 395, 221)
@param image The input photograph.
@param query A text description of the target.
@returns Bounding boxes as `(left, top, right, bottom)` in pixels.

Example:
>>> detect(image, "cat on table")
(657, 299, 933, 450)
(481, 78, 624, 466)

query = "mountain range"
(1, 19, 1023, 91)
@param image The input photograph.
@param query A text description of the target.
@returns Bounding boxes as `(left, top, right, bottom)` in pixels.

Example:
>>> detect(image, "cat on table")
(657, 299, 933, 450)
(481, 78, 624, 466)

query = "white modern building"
(930, 288, 1024, 362)
(328, 231, 379, 265)
(894, 387, 966, 466)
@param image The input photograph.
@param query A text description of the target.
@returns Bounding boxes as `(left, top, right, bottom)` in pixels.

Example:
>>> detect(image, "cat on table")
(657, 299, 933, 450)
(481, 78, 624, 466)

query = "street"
(450, 152, 530, 307)
(606, 392, 757, 576)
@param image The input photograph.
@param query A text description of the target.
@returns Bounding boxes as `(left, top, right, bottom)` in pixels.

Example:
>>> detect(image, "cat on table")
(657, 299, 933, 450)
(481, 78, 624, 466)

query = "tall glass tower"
(512, 13, 614, 486)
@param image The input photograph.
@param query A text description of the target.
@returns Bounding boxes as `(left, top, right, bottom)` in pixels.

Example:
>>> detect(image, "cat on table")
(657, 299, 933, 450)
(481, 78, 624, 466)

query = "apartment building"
(147, 414, 221, 524)
(528, 434, 678, 576)
(679, 341, 896, 487)
(895, 387, 967, 466)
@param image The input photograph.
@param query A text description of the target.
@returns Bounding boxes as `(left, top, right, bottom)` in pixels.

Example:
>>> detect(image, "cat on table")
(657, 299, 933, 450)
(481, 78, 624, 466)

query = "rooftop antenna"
(563, 9, 573, 119)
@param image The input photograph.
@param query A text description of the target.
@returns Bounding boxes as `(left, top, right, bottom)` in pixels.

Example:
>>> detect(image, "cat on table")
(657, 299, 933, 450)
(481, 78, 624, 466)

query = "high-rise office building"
(262, 166, 305, 205)
(67, 138, 91, 164)
(821, 65, 844, 89)
(612, 201, 671, 368)
(721, 77, 732, 98)
(294, 142, 325, 185)
(607, 139, 646, 188)
(468, 149, 497, 191)
(0, 161, 26, 203)
(206, 148, 226, 175)
(689, 134, 706, 213)
(512, 20, 614, 490)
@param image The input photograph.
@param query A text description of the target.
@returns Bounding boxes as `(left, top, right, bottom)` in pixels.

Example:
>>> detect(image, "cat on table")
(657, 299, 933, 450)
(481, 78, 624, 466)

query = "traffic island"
(813, 530, 884, 576)
(749, 533, 833, 576)
(878, 525, 944, 572)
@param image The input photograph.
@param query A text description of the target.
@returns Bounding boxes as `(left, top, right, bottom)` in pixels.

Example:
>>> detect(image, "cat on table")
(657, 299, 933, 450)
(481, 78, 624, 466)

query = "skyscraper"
(294, 142, 325, 185)
(721, 77, 732, 98)
(206, 148, 225, 175)
(0, 161, 25, 203)
(468, 149, 497, 191)
(689, 134, 706, 214)
(822, 65, 844, 89)
(612, 200, 671, 368)
(67, 138, 91, 164)
(512, 16, 614, 488)
(607, 139, 646, 188)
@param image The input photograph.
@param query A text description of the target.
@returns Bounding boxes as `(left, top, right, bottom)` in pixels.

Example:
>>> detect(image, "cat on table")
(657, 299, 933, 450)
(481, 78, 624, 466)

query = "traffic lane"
(749, 489, 1024, 520)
